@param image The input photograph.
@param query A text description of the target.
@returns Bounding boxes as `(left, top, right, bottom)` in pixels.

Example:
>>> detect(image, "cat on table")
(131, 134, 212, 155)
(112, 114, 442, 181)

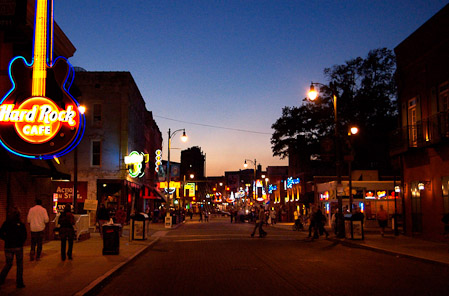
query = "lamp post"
(347, 125, 359, 213)
(244, 159, 257, 201)
(73, 105, 86, 214)
(165, 128, 187, 225)
(308, 82, 344, 237)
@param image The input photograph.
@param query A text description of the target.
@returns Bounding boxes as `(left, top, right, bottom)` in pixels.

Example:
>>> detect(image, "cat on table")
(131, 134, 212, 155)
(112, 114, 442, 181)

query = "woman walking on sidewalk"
(0, 207, 27, 288)
(59, 204, 76, 261)
(377, 205, 388, 237)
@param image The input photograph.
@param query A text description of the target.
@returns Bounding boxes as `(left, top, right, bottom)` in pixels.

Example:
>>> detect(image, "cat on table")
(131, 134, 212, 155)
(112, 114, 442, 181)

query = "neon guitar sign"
(0, 0, 85, 159)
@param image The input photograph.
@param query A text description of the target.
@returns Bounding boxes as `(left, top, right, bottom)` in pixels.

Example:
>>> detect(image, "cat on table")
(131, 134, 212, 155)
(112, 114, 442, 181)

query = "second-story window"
(92, 140, 101, 166)
(93, 103, 102, 127)
(408, 98, 417, 147)
(439, 83, 449, 111)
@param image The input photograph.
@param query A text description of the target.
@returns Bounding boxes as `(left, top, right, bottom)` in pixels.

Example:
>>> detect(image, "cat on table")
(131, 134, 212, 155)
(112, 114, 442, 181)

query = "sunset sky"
(54, 0, 447, 176)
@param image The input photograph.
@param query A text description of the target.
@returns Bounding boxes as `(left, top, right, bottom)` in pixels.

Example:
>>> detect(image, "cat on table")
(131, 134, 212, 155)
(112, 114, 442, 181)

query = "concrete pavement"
(0, 222, 180, 295)
(0, 218, 448, 295)
(269, 222, 449, 266)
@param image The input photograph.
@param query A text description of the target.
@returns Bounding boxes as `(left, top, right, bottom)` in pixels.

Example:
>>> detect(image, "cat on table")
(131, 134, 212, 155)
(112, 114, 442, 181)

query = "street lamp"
(73, 105, 86, 214)
(165, 128, 187, 225)
(347, 125, 359, 213)
(243, 158, 257, 201)
(307, 82, 344, 237)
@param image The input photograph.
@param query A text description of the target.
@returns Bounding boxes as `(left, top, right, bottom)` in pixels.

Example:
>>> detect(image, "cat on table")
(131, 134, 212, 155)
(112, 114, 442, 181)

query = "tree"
(271, 48, 397, 173)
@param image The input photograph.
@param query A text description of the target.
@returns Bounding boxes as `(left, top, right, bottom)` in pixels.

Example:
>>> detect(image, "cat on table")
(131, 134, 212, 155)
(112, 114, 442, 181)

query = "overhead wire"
(154, 115, 272, 135)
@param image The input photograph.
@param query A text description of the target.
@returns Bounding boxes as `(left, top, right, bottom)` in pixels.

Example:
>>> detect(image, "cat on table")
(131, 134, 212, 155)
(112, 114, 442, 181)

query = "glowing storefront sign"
(365, 191, 375, 199)
(268, 184, 277, 194)
(124, 151, 149, 178)
(227, 191, 235, 203)
(320, 191, 329, 200)
(0, 0, 85, 159)
(286, 177, 300, 189)
(184, 182, 196, 197)
(377, 191, 387, 198)
(155, 149, 162, 172)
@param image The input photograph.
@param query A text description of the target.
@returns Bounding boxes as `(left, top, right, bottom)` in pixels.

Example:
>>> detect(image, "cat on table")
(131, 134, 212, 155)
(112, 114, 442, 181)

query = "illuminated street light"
(307, 81, 344, 237)
(166, 128, 188, 226)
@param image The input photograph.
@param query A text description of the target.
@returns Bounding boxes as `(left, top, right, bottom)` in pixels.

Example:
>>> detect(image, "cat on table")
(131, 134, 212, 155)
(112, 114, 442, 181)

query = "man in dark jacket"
(0, 207, 27, 288)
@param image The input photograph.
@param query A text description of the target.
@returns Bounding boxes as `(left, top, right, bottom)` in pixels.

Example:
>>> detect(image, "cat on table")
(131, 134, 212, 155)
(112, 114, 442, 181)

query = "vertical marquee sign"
(0, 0, 85, 159)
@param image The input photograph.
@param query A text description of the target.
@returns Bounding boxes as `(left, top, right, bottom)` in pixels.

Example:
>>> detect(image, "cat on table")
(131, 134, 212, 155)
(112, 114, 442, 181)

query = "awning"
(143, 188, 166, 202)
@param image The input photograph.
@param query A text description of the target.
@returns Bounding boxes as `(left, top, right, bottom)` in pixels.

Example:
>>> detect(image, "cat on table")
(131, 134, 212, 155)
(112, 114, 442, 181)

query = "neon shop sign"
(0, 0, 85, 159)
(124, 151, 149, 178)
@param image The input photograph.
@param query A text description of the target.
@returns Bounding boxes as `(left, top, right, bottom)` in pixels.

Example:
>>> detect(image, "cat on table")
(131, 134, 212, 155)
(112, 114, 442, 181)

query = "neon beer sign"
(0, 0, 85, 159)
(124, 151, 149, 178)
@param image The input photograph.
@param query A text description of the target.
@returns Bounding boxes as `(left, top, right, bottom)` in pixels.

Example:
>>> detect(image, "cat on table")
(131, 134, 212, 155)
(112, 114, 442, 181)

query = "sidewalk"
(0, 222, 182, 296)
(271, 222, 449, 266)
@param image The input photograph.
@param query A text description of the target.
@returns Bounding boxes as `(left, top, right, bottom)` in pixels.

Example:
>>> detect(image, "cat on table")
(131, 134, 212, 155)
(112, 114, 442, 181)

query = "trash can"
(130, 213, 150, 240)
(102, 224, 120, 255)
(344, 213, 364, 240)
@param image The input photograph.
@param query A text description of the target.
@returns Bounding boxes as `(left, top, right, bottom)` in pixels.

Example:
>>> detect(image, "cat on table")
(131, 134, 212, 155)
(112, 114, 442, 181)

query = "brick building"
(392, 3, 449, 240)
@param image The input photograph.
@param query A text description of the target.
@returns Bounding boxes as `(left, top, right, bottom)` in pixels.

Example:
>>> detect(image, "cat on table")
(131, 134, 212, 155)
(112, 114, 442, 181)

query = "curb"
(328, 237, 449, 267)
(74, 237, 160, 296)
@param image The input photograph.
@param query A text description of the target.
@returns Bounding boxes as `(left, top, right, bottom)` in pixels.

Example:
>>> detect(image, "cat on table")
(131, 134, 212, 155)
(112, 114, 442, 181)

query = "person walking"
(314, 209, 329, 239)
(251, 205, 267, 238)
(270, 210, 276, 225)
(27, 198, 49, 261)
(377, 205, 388, 237)
(0, 207, 27, 288)
(199, 210, 203, 222)
(308, 207, 317, 238)
(204, 211, 209, 222)
(58, 204, 76, 261)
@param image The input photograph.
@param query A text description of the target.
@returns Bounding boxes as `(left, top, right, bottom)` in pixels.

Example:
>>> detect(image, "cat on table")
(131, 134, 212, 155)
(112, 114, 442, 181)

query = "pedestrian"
(115, 206, 126, 226)
(0, 206, 27, 288)
(97, 203, 109, 234)
(270, 210, 276, 225)
(27, 198, 49, 261)
(251, 205, 267, 238)
(308, 207, 317, 238)
(314, 209, 329, 239)
(293, 209, 303, 230)
(377, 205, 388, 237)
(230, 210, 234, 223)
(58, 204, 76, 261)
(199, 210, 203, 222)
(204, 211, 209, 222)
(442, 213, 449, 234)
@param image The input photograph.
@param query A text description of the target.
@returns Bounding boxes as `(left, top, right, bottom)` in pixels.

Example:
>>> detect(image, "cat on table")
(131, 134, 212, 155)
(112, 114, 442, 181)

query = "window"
(442, 177, 449, 214)
(439, 83, 449, 111)
(408, 98, 417, 147)
(92, 141, 101, 166)
(93, 104, 102, 127)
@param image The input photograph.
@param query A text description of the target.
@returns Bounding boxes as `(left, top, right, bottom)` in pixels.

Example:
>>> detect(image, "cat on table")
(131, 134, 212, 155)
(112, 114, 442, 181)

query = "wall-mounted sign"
(285, 177, 300, 189)
(155, 149, 162, 172)
(184, 182, 196, 197)
(124, 151, 149, 178)
(52, 181, 87, 203)
(0, 0, 85, 159)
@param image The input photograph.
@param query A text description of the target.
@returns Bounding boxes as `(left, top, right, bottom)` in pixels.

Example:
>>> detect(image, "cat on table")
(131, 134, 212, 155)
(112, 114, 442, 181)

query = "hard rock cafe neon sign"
(0, 0, 85, 159)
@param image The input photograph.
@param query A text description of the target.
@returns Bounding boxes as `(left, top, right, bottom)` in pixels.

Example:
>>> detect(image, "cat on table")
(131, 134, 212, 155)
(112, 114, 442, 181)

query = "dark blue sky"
(55, 0, 448, 175)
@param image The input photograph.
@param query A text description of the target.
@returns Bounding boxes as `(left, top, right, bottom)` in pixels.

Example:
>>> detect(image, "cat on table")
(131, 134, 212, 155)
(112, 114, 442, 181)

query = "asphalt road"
(91, 217, 449, 296)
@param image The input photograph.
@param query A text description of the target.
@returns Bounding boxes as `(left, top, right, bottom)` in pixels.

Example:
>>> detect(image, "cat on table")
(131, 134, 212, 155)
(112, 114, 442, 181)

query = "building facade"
(392, 4, 449, 240)
(0, 0, 76, 240)
(58, 71, 162, 226)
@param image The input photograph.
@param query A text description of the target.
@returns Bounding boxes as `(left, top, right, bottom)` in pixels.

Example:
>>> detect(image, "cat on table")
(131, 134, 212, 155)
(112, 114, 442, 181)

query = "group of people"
(0, 199, 76, 288)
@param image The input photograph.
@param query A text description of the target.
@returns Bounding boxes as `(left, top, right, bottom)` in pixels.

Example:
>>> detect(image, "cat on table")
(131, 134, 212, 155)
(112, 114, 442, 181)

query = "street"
(91, 217, 449, 296)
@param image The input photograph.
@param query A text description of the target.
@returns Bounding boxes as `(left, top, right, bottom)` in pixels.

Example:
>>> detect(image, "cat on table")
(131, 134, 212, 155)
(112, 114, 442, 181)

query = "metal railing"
(390, 111, 449, 156)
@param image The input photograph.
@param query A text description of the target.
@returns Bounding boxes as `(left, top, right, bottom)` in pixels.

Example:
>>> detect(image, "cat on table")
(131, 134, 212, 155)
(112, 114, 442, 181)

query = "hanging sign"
(0, 0, 85, 159)
(124, 151, 149, 178)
